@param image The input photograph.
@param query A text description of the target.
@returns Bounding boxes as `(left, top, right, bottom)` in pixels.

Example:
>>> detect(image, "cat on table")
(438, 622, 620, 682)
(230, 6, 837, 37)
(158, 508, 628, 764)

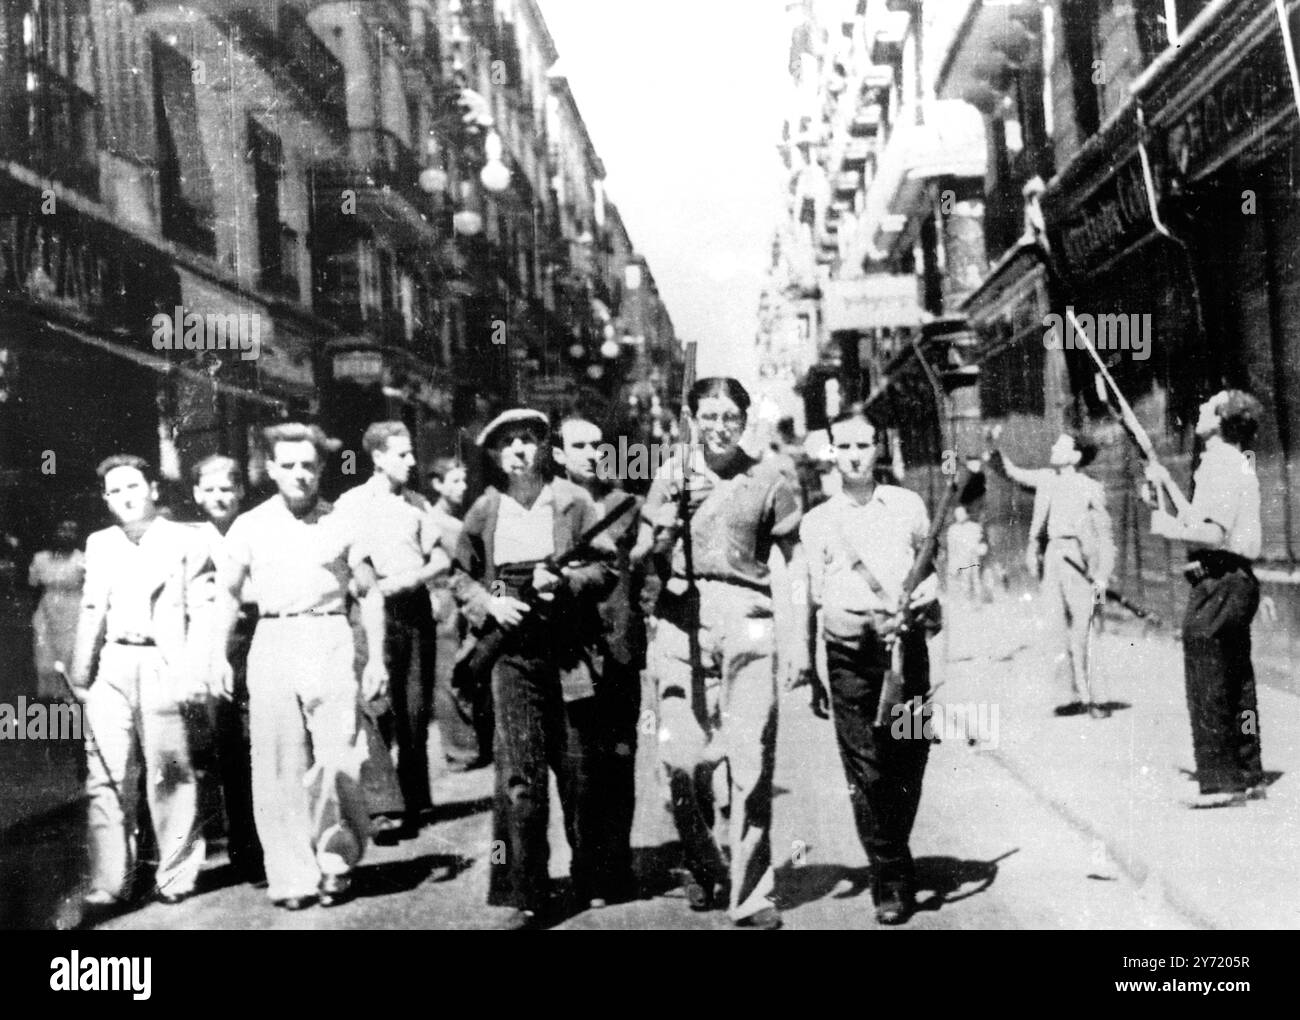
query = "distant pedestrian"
(29, 519, 85, 701)
(1145, 390, 1267, 809)
(993, 433, 1115, 718)
(944, 506, 987, 605)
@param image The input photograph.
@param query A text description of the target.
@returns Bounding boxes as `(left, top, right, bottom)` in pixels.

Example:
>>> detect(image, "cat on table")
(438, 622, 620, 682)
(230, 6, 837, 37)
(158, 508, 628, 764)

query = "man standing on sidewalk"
(797, 414, 937, 925)
(70, 455, 211, 909)
(335, 422, 451, 839)
(555, 414, 645, 904)
(992, 433, 1116, 718)
(190, 455, 262, 880)
(1145, 390, 1266, 809)
(213, 423, 387, 909)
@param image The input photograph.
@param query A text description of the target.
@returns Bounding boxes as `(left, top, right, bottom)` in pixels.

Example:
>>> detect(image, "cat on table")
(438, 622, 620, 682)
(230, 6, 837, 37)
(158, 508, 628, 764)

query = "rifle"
(452, 494, 638, 688)
(1061, 555, 1162, 625)
(873, 473, 962, 728)
(676, 342, 706, 722)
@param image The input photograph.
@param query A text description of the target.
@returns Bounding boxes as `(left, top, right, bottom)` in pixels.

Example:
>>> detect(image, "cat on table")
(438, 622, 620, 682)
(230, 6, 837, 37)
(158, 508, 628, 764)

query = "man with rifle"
(797, 412, 941, 926)
(450, 408, 620, 928)
(642, 377, 804, 930)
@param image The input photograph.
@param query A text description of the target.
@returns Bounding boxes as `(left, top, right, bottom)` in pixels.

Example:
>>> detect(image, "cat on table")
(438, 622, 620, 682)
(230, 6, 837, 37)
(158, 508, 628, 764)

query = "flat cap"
(475, 408, 550, 448)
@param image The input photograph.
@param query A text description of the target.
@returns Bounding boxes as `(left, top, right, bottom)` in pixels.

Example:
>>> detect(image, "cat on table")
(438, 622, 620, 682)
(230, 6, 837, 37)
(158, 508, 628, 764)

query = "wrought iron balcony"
(2, 70, 99, 198)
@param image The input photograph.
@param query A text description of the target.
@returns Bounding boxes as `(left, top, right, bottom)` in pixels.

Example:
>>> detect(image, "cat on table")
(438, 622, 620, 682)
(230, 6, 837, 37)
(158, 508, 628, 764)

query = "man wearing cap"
(1145, 390, 1267, 808)
(451, 409, 617, 927)
(212, 423, 387, 909)
(335, 422, 451, 839)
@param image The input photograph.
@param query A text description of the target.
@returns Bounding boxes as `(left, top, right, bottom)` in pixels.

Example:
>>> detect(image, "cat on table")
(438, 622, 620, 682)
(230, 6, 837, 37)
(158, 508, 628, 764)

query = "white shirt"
(1191, 440, 1262, 560)
(800, 485, 936, 643)
(493, 485, 557, 566)
(82, 518, 205, 643)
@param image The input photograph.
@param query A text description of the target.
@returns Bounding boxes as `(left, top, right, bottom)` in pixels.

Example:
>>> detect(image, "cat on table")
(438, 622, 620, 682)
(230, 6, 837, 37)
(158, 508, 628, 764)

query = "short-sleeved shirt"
(333, 476, 436, 579)
(83, 518, 203, 642)
(1190, 441, 1262, 560)
(224, 496, 368, 616)
(1030, 470, 1107, 541)
(800, 486, 932, 623)
(644, 449, 801, 592)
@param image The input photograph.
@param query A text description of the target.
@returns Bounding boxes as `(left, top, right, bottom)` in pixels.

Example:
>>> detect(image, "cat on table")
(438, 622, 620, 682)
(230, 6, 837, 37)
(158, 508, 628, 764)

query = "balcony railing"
(350, 128, 426, 210)
(3, 71, 99, 197)
(227, 5, 347, 131)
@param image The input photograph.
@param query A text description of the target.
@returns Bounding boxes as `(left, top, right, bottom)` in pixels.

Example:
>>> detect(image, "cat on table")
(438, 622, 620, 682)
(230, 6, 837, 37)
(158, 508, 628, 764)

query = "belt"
(259, 610, 346, 619)
(109, 635, 155, 647)
(1184, 550, 1253, 583)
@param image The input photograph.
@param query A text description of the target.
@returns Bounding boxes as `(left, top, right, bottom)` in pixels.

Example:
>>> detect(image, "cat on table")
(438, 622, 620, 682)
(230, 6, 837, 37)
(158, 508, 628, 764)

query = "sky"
(536, 0, 790, 384)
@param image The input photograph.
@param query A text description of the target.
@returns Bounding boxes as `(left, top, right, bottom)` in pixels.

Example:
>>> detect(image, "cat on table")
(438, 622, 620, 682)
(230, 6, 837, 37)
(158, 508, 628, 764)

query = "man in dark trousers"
(797, 413, 938, 925)
(1145, 390, 1267, 809)
(335, 422, 450, 839)
(555, 414, 645, 905)
(190, 454, 262, 880)
(451, 409, 617, 928)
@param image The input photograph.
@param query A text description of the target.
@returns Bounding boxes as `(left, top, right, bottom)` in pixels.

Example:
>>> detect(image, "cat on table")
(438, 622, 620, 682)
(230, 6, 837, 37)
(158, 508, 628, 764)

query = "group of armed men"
(65, 374, 1267, 930)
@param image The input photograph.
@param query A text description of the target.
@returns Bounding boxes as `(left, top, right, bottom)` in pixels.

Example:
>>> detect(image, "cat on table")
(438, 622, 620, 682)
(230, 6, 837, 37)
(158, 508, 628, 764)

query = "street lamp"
(480, 130, 512, 194)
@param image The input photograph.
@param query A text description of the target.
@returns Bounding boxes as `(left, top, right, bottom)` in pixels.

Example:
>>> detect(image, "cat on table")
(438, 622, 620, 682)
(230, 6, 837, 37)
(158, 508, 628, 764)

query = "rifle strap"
(832, 515, 896, 610)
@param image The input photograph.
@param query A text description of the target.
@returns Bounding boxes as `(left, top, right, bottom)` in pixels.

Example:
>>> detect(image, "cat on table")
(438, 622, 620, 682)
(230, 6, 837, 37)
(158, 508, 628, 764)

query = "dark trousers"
(432, 614, 484, 768)
(825, 629, 931, 901)
(1183, 568, 1263, 794)
(594, 661, 640, 899)
(381, 589, 436, 817)
(487, 636, 602, 911)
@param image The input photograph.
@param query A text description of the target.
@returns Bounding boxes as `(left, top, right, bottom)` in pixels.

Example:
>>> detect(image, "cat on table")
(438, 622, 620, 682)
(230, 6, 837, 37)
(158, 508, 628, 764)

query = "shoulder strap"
(832, 513, 892, 606)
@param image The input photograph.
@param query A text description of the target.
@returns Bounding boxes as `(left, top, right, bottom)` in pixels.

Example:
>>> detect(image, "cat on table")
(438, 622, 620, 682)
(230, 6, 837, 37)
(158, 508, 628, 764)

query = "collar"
(832, 485, 888, 510)
(501, 482, 556, 514)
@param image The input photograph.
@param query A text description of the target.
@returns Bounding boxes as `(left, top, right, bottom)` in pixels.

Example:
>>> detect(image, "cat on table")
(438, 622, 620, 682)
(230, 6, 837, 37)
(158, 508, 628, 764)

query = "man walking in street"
(190, 455, 262, 880)
(555, 414, 645, 904)
(1145, 390, 1267, 808)
(642, 378, 804, 930)
(335, 422, 450, 839)
(992, 433, 1116, 718)
(426, 456, 484, 770)
(70, 455, 212, 909)
(213, 424, 387, 909)
(451, 409, 617, 928)
(798, 413, 937, 925)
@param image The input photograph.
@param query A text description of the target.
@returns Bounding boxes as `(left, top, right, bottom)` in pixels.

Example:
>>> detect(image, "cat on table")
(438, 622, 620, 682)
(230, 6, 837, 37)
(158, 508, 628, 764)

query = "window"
(1060, 0, 1100, 138)
(249, 118, 298, 299)
(99, 0, 152, 162)
(4, 0, 98, 194)
(153, 35, 215, 254)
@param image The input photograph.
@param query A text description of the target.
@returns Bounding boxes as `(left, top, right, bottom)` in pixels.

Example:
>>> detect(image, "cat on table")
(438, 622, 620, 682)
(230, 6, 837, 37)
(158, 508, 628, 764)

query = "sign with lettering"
(1051, 157, 1155, 279)
(823, 275, 924, 332)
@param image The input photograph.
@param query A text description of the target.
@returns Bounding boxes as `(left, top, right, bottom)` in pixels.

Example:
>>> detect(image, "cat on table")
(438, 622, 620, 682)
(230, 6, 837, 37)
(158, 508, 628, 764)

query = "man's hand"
(531, 564, 564, 600)
(1144, 462, 1173, 487)
(488, 594, 530, 630)
(1092, 579, 1110, 605)
(1149, 508, 1178, 539)
(378, 573, 417, 598)
(788, 666, 829, 719)
(212, 658, 234, 700)
(361, 657, 389, 703)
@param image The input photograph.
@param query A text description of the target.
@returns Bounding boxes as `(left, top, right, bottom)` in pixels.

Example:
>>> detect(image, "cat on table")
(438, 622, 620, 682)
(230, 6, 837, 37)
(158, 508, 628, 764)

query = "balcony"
(223, 5, 348, 132)
(2, 71, 98, 198)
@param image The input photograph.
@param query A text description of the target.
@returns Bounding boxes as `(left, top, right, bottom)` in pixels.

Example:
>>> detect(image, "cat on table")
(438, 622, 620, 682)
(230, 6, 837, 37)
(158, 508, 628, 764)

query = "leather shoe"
(370, 815, 406, 847)
(84, 889, 121, 908)
(502, 907, 545, 930)
(1053, 702, 1087, 717)
(155, 889, 194, 906)
(1088, 704, 1112, 720)
(1184, 791, 1247, 810)
(318, 874, 353, 907)
(733, 906, 783, 930)
(680, 872, 727, 912)
(875, 890, 913, 925)
(273, 895, 317, 911)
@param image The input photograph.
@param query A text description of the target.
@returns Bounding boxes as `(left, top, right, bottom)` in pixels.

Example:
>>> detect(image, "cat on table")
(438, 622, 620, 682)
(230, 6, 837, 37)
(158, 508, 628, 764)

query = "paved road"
(91, 678, 1190, 931)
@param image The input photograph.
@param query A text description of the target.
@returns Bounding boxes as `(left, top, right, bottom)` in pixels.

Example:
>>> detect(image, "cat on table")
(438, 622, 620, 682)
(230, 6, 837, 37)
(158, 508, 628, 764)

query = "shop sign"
(823, 276, 923, 332)
(1054, 158, 1154, 278)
